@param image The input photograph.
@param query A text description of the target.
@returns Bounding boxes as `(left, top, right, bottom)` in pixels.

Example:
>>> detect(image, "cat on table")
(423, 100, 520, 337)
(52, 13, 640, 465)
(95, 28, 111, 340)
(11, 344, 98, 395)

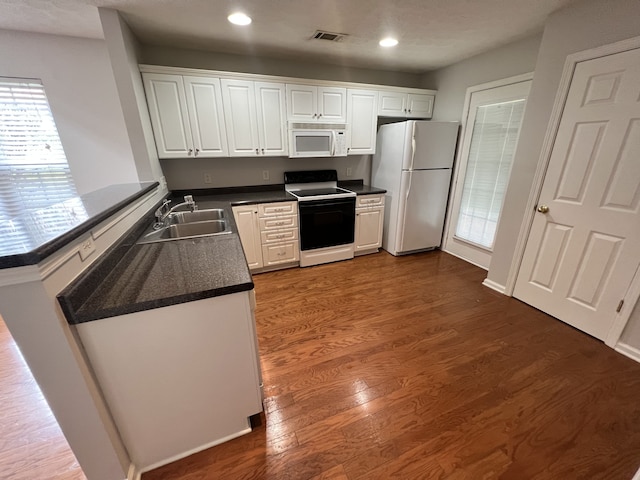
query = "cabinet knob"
(313, 113, 317, 118)
(261, 148, 265, 153)
(195, 148, 200, 156)
(408, 109, 412, 113)
(255, 148, 259, 154)
(318, 113, 322, 117)
(188, 148, 193, 156)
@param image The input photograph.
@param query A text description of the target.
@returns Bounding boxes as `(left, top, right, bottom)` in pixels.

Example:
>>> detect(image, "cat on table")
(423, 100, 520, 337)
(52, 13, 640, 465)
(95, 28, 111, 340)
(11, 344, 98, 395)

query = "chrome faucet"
(155, 195, 197, 224)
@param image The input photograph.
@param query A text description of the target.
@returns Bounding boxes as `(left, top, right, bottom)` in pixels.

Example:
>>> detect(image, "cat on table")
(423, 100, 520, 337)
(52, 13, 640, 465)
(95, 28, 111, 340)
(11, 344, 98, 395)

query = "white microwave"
(288, 123, 348, 158)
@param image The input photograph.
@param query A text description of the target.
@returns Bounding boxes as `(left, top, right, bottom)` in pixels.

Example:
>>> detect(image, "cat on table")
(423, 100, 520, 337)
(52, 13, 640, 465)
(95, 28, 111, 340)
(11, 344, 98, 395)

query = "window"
(0, 78, 85, 255)
(444, 77, 531, 269)
(455, 99, 526, 248)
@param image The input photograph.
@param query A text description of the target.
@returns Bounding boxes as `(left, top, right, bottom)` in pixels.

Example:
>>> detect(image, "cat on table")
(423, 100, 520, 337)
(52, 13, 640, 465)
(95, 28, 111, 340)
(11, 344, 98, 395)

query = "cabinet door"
(406, 93, 434, 118)
(355, 206, 384, 253)
(378, 91, 407, 117)
(142, 73, 193, 158)
(232, 206, 263, 270)
(183, 76, 228, 157)
(221, 79, 260, 157)
(317, 87, 347, 122)
(347, 89, 378, 155)
(286, 84, 317, 122)
(254, 82, 288, 156)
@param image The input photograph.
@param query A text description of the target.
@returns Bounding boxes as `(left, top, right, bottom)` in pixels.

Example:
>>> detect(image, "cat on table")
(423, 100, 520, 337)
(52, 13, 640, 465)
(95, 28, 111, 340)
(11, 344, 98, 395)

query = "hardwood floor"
(0, 316, 85, 480)
(144, 251, 640, 480)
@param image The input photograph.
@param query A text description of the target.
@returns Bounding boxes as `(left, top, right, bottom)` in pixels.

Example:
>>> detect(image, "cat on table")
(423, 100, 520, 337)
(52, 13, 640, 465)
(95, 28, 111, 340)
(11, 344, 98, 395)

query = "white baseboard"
(127, 463, 140, 480)
(615, 342, 640, 364)
(138, 426, 252, 474)
(482, 278, 507, 295)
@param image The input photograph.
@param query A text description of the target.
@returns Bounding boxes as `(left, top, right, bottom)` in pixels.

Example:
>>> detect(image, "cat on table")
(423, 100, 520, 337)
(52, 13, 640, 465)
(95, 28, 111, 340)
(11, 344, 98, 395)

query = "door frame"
(505, 35, 640, 348)
(442, 72, 533, 270)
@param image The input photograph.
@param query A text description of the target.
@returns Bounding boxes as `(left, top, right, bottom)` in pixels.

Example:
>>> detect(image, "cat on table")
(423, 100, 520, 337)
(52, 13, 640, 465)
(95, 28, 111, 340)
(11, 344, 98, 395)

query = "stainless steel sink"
(166, 208, 225, 224)
(137, 218, 230, 244)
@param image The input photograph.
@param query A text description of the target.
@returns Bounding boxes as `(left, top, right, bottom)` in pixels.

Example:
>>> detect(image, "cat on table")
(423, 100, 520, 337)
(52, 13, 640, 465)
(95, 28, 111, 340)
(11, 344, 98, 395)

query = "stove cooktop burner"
(290, 187, 352, 198)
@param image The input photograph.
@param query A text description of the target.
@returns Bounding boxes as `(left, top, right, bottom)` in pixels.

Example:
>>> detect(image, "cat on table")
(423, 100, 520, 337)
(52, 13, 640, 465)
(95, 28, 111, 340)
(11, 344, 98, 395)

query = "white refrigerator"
(372, 120, 459, 256)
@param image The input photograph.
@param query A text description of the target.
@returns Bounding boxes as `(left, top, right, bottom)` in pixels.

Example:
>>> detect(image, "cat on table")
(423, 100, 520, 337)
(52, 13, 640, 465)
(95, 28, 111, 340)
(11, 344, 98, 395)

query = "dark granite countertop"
(58, 180, 385, 324)
(338, 181, 387, 196)
(0, 182, 159, 269)
(58, 202, 253, 324)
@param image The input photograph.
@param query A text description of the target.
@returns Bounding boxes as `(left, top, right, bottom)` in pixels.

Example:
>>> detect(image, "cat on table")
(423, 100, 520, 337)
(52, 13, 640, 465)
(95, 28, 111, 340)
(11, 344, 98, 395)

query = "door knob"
(537, 204, 550, 213)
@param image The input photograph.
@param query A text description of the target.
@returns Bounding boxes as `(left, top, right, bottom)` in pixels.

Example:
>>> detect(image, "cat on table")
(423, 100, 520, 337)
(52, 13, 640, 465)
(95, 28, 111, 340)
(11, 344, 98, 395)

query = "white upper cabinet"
(346, 89, 379, 155)
(143, 73, 229, 158)
(183, 76, 228, 157)
(143, 73, 194, 158)
(378, 91, 434, 118)
(222, 79, 288, 157)
(254, 82, 288, 157)
(286, 84, 346, 123)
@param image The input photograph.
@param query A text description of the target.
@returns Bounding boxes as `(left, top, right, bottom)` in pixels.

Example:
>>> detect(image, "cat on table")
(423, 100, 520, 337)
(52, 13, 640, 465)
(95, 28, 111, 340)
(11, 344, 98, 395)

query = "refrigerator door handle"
(410, 123, 416, 170)
(397, 171, 413, 251)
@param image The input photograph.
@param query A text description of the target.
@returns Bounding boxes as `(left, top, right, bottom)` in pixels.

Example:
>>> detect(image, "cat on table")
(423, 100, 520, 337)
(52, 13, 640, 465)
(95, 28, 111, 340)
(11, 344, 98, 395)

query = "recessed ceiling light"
(228, 12, 252, 26)
(379, 38, 398, 47)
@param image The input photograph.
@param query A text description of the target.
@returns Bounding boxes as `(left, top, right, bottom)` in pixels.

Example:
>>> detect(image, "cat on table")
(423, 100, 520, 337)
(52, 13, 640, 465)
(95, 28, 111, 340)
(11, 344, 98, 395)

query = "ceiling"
(2, 0, 577, 73)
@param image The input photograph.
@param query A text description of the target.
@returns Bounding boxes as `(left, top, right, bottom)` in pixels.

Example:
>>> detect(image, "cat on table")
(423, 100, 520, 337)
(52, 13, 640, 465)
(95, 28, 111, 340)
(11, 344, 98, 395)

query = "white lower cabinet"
(234, 201, 299, 272)
(75, 292, 262, 472)
(355, 194, 385, 255)
(232, 205, 263, 270)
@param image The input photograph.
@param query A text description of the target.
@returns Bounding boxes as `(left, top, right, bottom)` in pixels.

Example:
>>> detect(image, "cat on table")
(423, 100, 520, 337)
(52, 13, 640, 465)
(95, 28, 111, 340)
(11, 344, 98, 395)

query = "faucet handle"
(184, 195, 197, 211)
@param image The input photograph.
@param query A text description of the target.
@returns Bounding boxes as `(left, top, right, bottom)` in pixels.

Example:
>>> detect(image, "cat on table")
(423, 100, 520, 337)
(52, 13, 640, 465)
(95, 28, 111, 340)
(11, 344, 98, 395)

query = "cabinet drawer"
(261, 228, 298, 244)
(258, 201, 297, 217)
(259, 215, 298, 230)
(262, 242, 299, 265)
(356, 194, 385, 208)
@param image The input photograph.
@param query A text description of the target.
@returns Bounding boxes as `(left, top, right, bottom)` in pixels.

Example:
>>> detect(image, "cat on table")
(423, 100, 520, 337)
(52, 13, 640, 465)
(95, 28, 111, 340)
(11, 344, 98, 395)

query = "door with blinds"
(444, 78, 532, 269)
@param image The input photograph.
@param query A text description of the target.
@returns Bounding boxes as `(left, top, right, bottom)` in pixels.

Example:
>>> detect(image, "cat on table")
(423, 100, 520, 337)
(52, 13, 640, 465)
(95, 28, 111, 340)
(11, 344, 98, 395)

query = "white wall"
(621, 300, 640, 349)
(0, 29, 139, 195)
(161, 155, 370, 190)
(99, 9, 165, 186)
(421, 34, 542, 121)
(141, 45, 424, 88)
(487, 0, 640, 291)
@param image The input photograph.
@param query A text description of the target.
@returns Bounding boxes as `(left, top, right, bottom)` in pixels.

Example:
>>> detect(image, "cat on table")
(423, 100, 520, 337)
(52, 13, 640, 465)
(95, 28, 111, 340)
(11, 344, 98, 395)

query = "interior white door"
(514, 47, 640, 341)
(444, 79, 531, 269)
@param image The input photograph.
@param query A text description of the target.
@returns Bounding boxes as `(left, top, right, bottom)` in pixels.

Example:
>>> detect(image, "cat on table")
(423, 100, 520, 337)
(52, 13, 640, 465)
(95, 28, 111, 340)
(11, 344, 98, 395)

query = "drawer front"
(262, 242, 299, 265)
(356, 194, 385, 208)
(261, 228, 298, 244)
(259, 215, 298, 230)
(258, 201, 297, 217)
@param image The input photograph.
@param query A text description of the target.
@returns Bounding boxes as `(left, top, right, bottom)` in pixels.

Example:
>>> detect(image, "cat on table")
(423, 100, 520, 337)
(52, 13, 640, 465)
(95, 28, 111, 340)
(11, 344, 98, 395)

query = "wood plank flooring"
(0, 316, 85, 480)
(144, 250, 640, 479)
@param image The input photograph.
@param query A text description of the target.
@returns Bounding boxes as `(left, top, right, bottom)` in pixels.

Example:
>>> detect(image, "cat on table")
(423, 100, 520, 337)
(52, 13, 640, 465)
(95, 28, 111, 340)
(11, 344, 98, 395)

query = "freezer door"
(396, 169, 452, 253)
(404, 121, 459, 170)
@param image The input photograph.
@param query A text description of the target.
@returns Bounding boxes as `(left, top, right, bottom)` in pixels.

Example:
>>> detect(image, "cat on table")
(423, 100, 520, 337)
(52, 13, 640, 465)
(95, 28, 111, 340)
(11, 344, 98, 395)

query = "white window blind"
(0, 78, 83, 255)
(455, 99, 526, 249)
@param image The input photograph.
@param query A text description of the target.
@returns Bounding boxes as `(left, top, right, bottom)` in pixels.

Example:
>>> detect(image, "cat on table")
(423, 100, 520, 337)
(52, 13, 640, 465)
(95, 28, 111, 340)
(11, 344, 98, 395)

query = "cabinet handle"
(312, 113, 317, 118)
(261, 148, 265, 154)
(408, 109, 412, 113)
(188, 148, 193, 156)
(318, 113, 322, 117)
(255, 148, 259, 154)
(277, 251, 286, 257)
(195, 148, 200, 156)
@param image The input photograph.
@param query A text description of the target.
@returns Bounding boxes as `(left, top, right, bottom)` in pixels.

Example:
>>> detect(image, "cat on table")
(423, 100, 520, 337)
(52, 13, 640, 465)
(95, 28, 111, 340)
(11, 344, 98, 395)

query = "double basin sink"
(137, 208, 230, 244)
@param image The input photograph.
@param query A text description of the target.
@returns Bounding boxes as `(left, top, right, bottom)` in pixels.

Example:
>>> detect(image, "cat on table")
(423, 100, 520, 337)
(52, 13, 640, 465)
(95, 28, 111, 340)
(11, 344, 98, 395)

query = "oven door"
(298, 197, 356, 251)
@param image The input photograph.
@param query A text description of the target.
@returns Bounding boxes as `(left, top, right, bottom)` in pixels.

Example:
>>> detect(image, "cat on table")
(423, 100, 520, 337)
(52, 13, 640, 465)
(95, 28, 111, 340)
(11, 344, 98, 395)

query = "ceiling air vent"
(311, 30, 347, 42)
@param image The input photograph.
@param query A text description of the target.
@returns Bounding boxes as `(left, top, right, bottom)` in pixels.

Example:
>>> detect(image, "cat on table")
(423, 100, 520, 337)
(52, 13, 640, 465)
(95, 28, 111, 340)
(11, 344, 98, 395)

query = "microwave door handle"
(331, 131, 336, 156)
